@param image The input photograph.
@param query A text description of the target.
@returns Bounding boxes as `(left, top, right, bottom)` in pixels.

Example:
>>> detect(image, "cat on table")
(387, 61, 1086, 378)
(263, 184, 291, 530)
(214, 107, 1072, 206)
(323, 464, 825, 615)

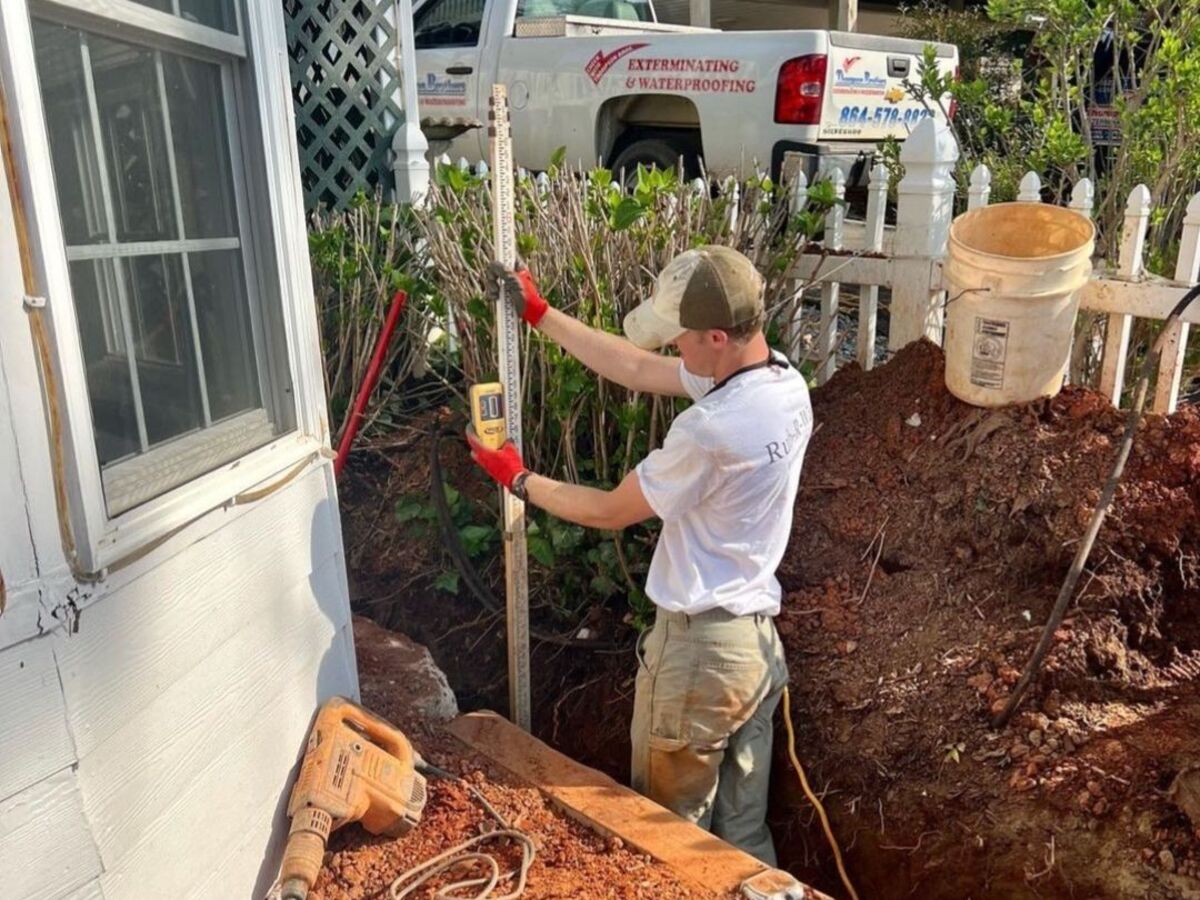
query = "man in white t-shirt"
(467, 246, 812, 865)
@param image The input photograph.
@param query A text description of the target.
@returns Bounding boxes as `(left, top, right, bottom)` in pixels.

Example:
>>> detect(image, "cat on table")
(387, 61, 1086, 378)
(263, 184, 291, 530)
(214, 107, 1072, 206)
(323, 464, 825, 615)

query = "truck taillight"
(775, 55, 827, 125)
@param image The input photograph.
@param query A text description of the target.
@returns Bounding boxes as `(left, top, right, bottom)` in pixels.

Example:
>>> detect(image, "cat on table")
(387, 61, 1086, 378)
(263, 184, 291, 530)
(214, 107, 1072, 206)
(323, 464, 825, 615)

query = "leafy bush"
(372, 160, 841, 631)
(898, 0, 1200, 262)
(309, 194, 449, 442)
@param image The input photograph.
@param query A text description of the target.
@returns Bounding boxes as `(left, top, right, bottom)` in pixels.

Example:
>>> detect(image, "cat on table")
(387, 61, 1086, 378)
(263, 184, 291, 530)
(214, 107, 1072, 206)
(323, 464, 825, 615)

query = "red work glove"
(485, 260, 548, 327)
(466, 427, 527, 491)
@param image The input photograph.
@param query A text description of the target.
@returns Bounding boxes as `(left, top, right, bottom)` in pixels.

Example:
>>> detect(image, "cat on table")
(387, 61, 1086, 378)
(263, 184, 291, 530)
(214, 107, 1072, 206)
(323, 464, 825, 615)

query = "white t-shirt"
(635, 352, 812, 617)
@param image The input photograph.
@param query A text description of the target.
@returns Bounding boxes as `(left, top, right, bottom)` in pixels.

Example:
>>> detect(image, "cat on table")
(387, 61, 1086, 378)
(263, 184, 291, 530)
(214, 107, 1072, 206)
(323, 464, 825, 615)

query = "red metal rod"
(334, 290, 408, 479)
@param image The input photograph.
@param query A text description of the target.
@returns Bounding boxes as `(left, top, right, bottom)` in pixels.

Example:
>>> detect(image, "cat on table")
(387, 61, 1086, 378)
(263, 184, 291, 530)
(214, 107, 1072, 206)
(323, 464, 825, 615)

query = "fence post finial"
(891, 117, 958, 350)
(967, 164, 991, 211)
(1017, 171, 1042, 202)
(1069, 178, 1094, 218)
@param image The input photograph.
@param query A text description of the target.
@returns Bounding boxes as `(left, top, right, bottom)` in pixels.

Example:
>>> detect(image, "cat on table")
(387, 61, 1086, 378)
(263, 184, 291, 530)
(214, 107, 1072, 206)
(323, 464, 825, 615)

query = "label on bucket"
(971, 318, 1010, 389)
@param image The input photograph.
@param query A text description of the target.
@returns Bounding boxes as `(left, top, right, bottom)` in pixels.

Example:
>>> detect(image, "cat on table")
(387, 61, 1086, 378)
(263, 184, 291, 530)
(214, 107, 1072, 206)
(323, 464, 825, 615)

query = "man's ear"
(707, 329, 730, 348)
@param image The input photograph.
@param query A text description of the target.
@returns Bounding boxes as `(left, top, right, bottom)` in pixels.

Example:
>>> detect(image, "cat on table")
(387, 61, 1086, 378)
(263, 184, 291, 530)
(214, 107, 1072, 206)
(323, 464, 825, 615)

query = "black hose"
(993, 283, 1200, 728)
(429, 427, 627, 651)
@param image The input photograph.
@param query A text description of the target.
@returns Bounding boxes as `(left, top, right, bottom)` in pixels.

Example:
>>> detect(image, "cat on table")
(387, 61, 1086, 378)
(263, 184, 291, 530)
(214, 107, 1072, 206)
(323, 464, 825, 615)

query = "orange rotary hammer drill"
(280, 696, 428, 900)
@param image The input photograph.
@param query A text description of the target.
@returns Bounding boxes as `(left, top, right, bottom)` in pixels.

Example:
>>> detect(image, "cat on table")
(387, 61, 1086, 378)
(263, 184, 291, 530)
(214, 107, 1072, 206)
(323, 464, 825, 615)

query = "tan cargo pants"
(630, 607, 789, 866)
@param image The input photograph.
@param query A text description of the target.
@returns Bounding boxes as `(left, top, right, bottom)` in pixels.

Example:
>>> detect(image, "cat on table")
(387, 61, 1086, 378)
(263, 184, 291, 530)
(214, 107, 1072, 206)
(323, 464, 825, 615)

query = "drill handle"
(328, 696, 413, 761)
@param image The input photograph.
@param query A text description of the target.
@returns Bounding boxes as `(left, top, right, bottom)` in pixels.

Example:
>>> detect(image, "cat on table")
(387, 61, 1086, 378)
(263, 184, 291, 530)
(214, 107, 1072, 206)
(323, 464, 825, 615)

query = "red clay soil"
(770, 340, 1200, 899)
(311, 617, 720, 900)
(339, 343, 1200, 899)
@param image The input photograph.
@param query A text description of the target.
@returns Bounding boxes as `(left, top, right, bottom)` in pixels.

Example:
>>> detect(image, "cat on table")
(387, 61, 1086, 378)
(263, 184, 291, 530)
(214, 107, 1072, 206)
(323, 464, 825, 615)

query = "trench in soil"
(339, 341, 1200, 899)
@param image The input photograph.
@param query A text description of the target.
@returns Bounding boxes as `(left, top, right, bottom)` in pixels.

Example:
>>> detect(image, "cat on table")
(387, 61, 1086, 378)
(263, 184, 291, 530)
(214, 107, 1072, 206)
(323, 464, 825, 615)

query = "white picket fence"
(436, 118, 1198, 413)
(790, 118, 1199, 414)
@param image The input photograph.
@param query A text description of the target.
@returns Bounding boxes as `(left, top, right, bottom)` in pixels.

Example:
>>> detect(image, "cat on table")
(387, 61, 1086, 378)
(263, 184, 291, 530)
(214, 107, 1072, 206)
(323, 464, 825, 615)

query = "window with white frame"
(30, 0, 295, 516)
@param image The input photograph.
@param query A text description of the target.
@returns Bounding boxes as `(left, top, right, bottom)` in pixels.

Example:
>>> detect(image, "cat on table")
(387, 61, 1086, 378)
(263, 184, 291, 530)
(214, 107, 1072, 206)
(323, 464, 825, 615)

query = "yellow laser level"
(469, 383, 507, 450)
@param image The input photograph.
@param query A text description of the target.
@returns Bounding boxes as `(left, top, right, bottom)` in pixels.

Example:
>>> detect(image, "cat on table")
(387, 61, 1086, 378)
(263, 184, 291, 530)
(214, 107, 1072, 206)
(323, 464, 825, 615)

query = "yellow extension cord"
(782, 686, 861, 900)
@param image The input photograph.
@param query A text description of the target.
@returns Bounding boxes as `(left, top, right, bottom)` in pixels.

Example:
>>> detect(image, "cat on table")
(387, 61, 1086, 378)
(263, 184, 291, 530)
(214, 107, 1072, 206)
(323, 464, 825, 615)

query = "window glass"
(414, 0, 487, 48)
(163, 56, 239, 238)
(33, 17, 287, 514)
(189, 248, 261, 420)
(128, 0, 239, 34)
(515, 0, 653, 21)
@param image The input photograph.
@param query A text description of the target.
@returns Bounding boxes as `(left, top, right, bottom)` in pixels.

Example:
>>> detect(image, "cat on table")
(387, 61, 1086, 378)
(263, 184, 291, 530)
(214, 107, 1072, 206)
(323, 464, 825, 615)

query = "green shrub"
(384, 160, 840, 630)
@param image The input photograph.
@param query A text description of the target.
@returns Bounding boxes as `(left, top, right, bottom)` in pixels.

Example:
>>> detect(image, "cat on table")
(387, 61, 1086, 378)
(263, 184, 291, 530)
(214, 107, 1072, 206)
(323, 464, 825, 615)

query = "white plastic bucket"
(943, 202, 1095, 407)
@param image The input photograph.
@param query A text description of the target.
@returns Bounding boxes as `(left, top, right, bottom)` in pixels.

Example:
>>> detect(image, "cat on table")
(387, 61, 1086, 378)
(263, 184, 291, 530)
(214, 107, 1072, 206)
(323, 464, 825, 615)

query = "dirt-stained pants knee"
(629, 607, 789, 866)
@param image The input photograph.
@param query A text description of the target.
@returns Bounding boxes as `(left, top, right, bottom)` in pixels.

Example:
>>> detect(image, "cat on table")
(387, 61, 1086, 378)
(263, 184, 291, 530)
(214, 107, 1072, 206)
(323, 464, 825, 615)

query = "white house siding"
(0, 17, 358, 900)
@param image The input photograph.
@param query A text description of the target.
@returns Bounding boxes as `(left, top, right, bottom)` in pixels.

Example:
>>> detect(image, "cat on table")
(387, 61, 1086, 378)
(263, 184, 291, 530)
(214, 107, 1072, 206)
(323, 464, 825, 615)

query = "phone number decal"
(838, 106, 933, 126)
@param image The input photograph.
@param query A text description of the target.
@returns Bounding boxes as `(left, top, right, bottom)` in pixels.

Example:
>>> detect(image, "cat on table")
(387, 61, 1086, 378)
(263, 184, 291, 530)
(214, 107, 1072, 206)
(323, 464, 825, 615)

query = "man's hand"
(485, 260, 548, 327)
(466, 426, 527, 490)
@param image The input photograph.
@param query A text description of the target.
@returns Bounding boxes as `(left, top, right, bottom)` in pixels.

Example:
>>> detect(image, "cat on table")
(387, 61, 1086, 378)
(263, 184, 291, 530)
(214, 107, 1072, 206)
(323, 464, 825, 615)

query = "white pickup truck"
(412, 0, 957, 183)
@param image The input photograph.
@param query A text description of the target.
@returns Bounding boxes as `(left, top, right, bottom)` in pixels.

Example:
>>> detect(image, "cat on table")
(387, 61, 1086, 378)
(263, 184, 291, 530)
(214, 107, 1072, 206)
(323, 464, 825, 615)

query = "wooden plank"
(793, 254, 893, 288)
(77, 559, 345, 866)
(98, 633, 355, 900)
(840, 219, 895, 256)
(1080, 279, 1200, 326)
(53, 469, 341, 757)
(488, 85, 531, 732)
(0, 768, 103, 900)
(447, 712, 801, 898)
(0, 637, 76, 803)
(0, 115, 42, 614)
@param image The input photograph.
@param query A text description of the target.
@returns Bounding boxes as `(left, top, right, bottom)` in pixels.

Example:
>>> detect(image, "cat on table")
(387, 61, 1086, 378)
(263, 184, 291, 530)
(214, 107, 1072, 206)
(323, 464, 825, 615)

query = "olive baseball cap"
(622, 245, 765, 350)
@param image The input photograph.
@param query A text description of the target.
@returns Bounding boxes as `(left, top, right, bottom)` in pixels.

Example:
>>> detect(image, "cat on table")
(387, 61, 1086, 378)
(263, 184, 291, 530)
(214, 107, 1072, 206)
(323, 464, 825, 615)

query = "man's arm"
(537, 308, 688, 397)
(466, 430, 656, 531)
(524, 468, 655, 531)
(485, 261, 687, 397)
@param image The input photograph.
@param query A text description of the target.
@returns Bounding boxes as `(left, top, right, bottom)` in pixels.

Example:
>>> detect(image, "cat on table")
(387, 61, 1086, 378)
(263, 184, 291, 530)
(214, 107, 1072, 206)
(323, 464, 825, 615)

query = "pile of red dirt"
(772, 340, 1200, 898)
(337, 341, 1200, 898)
(311, 619, 720, 900)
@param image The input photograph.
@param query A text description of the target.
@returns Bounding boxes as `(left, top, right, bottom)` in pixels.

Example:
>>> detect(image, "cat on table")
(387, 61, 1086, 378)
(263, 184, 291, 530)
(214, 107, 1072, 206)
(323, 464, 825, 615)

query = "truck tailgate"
(819, 32, 955, 142)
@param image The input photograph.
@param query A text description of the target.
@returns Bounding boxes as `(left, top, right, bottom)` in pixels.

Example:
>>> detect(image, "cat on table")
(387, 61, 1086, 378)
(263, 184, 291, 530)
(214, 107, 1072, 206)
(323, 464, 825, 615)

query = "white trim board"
(34, 0, 245, 58)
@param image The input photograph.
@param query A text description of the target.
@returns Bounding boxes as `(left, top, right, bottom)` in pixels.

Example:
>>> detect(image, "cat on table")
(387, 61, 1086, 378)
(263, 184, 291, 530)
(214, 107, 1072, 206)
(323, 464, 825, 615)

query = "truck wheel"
(611, 136, 699, 181)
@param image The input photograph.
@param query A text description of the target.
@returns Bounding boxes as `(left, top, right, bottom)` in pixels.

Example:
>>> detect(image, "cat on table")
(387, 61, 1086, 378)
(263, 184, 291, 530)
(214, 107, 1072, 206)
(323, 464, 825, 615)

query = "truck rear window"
(516, 0, 653, 22)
